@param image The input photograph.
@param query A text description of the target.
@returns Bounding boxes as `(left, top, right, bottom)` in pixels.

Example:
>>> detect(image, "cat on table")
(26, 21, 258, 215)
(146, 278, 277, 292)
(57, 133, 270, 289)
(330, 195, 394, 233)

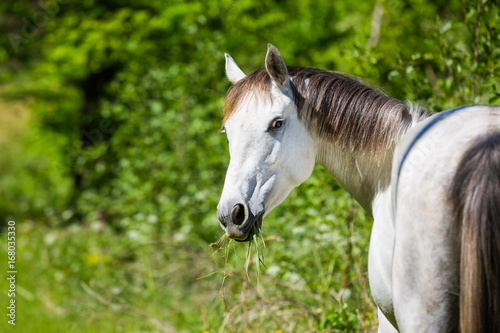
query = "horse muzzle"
(217, 202, 263, 242)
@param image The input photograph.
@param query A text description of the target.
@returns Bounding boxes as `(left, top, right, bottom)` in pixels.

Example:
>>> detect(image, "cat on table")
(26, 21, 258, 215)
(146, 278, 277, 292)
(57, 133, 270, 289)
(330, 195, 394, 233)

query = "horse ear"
(225, 53, 246, 84)
(265, 44, 288, 86)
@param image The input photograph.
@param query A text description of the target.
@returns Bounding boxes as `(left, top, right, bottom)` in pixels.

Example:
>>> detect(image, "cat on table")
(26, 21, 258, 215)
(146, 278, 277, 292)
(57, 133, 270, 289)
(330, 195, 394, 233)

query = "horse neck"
(314, 138, 392, 216)
(312, 106, 429, 217)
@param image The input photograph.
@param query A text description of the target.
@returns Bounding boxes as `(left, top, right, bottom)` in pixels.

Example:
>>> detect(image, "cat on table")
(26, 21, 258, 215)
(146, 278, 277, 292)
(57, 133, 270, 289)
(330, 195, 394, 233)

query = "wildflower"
(88, 254, 99, 266)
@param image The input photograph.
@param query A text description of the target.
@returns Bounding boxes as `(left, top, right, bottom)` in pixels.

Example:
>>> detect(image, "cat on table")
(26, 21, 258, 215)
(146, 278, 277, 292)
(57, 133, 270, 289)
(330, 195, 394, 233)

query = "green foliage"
(381, 0, 500, 109)
(0, 0, 499, 331)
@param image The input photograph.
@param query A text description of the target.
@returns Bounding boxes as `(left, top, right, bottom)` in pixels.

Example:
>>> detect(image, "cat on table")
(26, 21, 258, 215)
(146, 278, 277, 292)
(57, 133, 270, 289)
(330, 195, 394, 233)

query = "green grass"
(1, 192, 377, 333)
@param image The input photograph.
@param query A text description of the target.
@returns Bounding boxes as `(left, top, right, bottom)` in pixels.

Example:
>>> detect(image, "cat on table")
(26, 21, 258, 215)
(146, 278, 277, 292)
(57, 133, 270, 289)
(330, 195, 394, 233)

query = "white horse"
(217, 44, 500, 332)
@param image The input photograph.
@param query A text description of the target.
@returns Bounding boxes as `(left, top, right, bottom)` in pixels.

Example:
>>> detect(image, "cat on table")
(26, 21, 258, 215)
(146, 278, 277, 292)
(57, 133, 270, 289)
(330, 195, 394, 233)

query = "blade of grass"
(257, 228, 267, 269)
(245, 239, 252, 282)
(197, 269, 225, 280)
(253, 232, 260, 285)
(209, 234, 235, 311)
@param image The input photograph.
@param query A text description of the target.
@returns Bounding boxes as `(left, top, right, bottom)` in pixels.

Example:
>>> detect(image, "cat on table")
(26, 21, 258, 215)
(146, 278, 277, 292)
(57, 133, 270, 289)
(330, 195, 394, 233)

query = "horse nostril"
(231, 204, 246, 225)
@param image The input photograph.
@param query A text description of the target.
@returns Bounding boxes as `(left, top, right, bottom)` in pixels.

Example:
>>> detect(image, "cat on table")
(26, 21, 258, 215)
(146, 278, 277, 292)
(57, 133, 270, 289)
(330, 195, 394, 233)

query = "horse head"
(217, 44, 316, 241)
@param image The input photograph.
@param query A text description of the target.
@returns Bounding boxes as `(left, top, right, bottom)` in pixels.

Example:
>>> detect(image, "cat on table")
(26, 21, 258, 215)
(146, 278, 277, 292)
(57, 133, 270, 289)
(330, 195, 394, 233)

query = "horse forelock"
(223, 66, 430, 157)
(223, 68, 271, 126)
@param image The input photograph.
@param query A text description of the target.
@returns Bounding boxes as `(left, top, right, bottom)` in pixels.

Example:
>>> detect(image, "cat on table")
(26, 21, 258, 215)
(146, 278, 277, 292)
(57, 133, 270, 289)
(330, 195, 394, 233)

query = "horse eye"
(271, 119, 284, 129)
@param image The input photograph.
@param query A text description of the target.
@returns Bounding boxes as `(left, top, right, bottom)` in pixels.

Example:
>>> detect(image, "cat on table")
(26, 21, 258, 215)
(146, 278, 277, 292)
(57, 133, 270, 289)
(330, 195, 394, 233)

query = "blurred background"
(0, 0, 498, 332)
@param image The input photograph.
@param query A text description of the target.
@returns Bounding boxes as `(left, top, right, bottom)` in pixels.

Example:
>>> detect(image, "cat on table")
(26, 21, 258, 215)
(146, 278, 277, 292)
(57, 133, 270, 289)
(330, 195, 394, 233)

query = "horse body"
(390, 107, 500, 332)
(217, 44, 500, 332)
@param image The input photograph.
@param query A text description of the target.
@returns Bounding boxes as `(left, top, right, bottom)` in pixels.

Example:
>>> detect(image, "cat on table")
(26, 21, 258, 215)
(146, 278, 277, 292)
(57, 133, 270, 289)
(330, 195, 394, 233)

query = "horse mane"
(223, 66, 431, 157)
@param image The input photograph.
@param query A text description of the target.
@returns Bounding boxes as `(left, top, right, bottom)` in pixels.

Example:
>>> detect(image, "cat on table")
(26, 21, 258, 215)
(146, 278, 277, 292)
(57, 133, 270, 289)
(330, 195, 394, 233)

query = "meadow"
(0, 0, 498, 332)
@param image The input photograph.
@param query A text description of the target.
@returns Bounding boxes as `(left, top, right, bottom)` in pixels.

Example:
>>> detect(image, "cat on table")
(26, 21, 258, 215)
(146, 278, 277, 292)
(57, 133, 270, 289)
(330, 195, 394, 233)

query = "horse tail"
(450, 132, 500, 333)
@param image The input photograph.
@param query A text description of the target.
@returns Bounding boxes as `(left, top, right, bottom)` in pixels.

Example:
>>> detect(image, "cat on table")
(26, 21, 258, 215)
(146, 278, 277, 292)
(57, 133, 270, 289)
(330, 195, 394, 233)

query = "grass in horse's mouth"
(205, 225, 266, 309)
(238, 213, 264, 242)
(246, 225, 267, 284)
